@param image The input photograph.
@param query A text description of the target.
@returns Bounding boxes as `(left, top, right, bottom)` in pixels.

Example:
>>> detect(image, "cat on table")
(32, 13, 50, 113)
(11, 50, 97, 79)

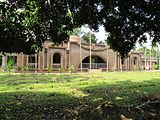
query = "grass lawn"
(0, 72, 160, 120)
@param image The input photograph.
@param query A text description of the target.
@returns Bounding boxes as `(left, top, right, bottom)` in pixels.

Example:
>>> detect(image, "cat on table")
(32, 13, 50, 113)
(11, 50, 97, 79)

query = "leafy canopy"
(70, 28, 98, 43)
(0, 0, 160, 59)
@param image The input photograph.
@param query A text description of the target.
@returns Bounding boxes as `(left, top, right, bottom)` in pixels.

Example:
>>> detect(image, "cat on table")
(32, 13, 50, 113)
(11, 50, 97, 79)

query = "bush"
(16, 66, 22, 71)
(132, 65, 140, 71)
(6, 59, 14, 75)
(154, 64, 159, 70)
(47, 66, 52, 74)
(68, 65, 76, 73)
(59, 67, 65, 74)
(22, 65, 29, 75)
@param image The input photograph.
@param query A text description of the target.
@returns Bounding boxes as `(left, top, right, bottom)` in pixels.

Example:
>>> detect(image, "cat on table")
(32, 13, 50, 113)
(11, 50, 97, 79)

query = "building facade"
(0, 36, 157, 72)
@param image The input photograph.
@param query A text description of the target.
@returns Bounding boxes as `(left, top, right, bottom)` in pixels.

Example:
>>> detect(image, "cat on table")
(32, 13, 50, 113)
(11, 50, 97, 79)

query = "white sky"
(136, 33, 154, 49)
(94, 26, 108, 42)
(0, 0, 7, 2)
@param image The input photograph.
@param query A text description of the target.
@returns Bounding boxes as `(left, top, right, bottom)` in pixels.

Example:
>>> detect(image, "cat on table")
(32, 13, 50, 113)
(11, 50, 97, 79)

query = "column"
(50, 53, 53, 69)
(117, 55, 119, 70)
(68, 42, 70, 67)
(38, 53, 41, 70)
(114, 52, 117, 71)
(127, 57, 129, 70)
(35, 54, 37, 73)
(26, 55, 29, 66)
(120, 57, 122, 72)
(2, 55, 7, 68)
(47, 49, 49, 69)
(43, 49, 45, 70)
(21, 53, 24, 67)
(65, 50, 67, 69)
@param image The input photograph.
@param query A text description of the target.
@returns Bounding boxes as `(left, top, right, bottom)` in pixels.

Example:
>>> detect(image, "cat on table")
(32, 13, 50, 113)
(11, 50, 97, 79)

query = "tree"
(69, 0, 160, 59)
(82, 32, 98, 43)
(69, 28, 81, 36)
(0, 0, 40, 54)
(0, 0, 73, 54)
(70, 27, 98, 43)
(1, 0, 160, 59)
(138, 47, 157, 58)
(103, 0, 160, 60)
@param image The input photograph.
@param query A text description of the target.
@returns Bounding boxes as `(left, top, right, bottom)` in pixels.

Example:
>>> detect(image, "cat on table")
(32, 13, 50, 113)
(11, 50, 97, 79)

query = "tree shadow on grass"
(1, 74, 160, 120)
(79, 78, 160, 120)
(0, 91, 80, 120)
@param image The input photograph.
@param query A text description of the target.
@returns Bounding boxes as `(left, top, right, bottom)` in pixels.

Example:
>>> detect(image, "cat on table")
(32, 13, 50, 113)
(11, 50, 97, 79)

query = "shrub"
(68, 65, 76, 74)
(6, 59, 14, 75)
(16, 66, 22, 71)
(22, 65, 29, 75)
(47, 66, 52, 74)
(59, 67, 65, 74)
(132, 65, 140, 71)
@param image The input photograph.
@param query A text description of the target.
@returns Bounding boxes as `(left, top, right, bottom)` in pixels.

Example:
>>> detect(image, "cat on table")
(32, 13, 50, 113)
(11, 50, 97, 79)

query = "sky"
(86, 26, 154, 49)
(0, 0, 6, 2)
(94, 26, 108, 42)
(81, 26, 107, 43)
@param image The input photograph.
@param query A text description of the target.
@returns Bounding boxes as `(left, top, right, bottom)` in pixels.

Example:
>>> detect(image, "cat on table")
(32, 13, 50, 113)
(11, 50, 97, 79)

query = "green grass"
(0, 72, 160, 119)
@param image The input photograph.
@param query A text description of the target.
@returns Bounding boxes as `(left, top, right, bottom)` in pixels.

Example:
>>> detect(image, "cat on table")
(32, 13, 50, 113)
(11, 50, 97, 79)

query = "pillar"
(26, 55, 29, 66)
(2, 55, 7, 68)
(114, 52, 117, 71)
(43, 49, 45, 70)
(38, 52, 41, 70)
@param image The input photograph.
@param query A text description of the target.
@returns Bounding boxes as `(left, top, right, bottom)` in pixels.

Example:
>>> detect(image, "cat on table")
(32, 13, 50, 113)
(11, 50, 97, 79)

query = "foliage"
(69, 27, 98, 43)
(6, 58, 14, 75)
(16, 66, 22, 71)
(132, 65, 141, 71)
(100, 0, 160, 59)
(0, 0, 72, 54)
(47, 66, 52, 74)
(22, 65, 29, 75)
(154, 64, 159, 70)
(59, 67, 65, 74)
(82, 32, 98, 43)
(68, 65, 76, 73)
(23, 65, 29, 71)
(69, 28, 81, 36)
(138, 47, 158, 58)
(0, 0, 40, 54)
(0, 0, 160, 59)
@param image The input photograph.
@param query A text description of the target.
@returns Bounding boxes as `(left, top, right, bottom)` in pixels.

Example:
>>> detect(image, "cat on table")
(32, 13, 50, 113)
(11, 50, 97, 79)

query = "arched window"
(7, 56, 17, 66)
(133, 57, 137, 65)
(53, 53, 61, 64)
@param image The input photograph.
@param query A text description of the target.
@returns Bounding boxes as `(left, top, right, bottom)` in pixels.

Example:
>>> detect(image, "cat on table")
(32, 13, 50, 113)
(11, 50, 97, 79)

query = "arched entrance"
(7, 56, 17, 67)
(53, 53, 61, 68)
(132, 57, 138, 66)
(79, 55, 107, 69)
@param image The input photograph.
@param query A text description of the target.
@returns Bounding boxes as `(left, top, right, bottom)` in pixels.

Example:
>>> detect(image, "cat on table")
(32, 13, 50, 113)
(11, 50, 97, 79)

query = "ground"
(0, 72, 160, 120)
